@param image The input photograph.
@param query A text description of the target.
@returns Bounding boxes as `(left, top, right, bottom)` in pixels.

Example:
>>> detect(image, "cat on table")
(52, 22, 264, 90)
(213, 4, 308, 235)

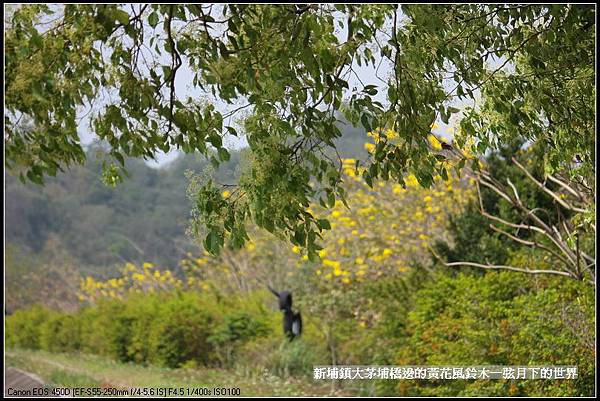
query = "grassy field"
(5, 349, 355, 397)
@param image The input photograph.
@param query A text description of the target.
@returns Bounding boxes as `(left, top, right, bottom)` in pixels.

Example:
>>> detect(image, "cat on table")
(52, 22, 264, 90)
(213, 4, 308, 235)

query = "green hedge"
(7, 273, 594, 396)
(6, 305, 56, 349)
(6, 290, 278, 369)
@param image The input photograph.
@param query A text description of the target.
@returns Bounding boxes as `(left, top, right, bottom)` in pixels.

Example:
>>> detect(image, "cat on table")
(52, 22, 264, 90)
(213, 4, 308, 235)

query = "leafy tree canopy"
(5, 4, 595, 256)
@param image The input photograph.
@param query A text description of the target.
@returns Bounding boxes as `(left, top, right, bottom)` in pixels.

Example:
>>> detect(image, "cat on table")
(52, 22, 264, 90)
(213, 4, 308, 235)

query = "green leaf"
(440, 166, 448, 181)
(148, 12, 159, 28)
(225, 126, 238, 137)
(113, 9, 130, 25)
(218, 147, 230, 161)
(316, 218, 331, 230)
(205, 230, 222, 254)
(361, 114, 371, 131)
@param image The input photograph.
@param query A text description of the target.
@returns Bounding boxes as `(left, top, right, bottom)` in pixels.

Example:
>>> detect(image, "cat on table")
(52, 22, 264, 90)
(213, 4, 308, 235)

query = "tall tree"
(5, 5, 595, 256)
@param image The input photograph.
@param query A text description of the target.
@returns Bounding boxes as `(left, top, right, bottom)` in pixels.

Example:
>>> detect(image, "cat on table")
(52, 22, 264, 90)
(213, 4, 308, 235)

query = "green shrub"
(506, 281, 595, 397)
(6, 305, 55, 349)
(147, 293, 215, 368)
(385, 271, 594, 397)
(125, 294, 162, 364)
(208, 311, 271, 367)
(39, 314, 81, 353)
(78, 300, 133, 361)
(6, 274, 593, 398)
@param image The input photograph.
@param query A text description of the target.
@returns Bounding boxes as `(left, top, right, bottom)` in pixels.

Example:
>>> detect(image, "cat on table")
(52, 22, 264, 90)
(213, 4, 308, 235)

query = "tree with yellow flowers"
(78, 261, 208, 303)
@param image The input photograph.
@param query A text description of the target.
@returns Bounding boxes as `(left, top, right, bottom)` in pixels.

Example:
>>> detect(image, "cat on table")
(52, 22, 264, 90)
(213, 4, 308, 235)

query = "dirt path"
(4, 367, 46, 397)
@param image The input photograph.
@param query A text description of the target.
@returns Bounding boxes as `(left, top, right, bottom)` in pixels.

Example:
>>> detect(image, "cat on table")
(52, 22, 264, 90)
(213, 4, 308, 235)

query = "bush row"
(6, 290, 284, 369)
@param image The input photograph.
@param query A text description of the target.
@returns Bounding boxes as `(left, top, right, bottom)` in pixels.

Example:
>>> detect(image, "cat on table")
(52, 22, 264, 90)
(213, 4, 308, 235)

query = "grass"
(5, 348, 349, 397)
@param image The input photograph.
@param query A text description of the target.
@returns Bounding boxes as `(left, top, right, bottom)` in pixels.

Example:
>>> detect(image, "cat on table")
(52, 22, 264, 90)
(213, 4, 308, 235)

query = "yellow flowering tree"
(176, 129, 476, 364)
(78, 261, 207, 303)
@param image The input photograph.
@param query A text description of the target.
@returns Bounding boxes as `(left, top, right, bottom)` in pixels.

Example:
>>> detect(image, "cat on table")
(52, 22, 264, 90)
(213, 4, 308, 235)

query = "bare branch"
(479, 170, 580, 266)
(165, 6, 182, 135)
(468, 169, 594, 284)
(506, 177, 521, 205)
(546, 174, 588, 203)
(512, 157, 587, 213)
(429, 246, 587, 282)
(476, 180, 546, 235)
(489, 224, 573, 269)
(444, 261, 577, 279)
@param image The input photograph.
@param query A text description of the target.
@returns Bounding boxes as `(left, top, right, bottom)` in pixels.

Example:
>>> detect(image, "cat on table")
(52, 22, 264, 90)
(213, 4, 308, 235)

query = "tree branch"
(489, 223, 573, 269)
(512, 157, 587, 214)
(466, 169, 595, 284)
(429, 246, 584, 281)
(165, 6, 182, 136)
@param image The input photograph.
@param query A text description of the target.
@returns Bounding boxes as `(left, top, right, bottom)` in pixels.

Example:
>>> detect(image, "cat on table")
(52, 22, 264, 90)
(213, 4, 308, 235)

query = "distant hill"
(5, 119, 370, 273)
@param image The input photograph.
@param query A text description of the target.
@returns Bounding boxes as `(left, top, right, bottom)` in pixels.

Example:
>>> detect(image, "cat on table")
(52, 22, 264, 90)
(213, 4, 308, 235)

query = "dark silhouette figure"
(283, 309, 302, 340)
(268, 285, 302, 341)
(268, 285, 292, 311)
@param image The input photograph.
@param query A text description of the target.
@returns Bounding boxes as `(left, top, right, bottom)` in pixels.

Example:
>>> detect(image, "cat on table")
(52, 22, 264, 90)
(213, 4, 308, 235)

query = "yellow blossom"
(405, 174, 419, 187)
(428, 134, 442, 150)
(393, 184, 405, 194)
(386, 129, 399, 139)
(323, 259, 341, 269)
(364, 143, 376, 153)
